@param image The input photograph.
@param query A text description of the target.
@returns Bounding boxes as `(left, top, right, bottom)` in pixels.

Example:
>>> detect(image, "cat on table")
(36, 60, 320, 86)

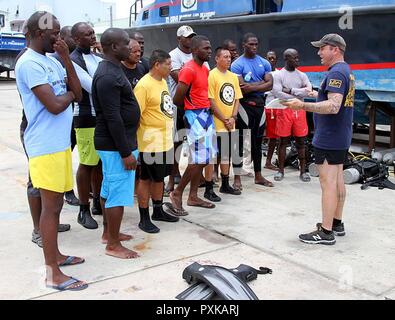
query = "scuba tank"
(371, 148, 395, 163)
(382, 151, 395, 165)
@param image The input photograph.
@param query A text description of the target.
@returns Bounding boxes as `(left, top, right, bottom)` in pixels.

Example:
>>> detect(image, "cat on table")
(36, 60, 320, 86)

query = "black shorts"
(314, 147, 348, 165)
(174, 108, 186, 143)
(137, 149, 174, 182)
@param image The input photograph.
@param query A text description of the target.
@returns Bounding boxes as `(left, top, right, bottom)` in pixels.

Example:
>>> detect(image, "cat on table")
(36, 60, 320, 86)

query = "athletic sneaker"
(316, 223, 346, 237)
(64, 190, 79, 206)
(31, 230, 43, 248)
(299, 227, 336, 245)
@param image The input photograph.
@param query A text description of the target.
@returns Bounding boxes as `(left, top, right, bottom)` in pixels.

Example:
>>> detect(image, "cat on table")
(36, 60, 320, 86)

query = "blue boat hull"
(127, 5, 395, 124)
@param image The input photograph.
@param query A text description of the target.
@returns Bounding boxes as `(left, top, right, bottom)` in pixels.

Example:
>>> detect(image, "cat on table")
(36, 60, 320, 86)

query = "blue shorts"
(184, 109, 217, 164)
(97, 150, 138, 209)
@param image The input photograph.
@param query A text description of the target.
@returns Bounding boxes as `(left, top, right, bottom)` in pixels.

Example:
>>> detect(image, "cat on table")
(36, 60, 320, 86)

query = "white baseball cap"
(177, 25, 196, 38)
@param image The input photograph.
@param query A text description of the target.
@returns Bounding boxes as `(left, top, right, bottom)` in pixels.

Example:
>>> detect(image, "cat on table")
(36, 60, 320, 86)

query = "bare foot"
(264, 163, 278, 171)
(233, 175, 243, 191)
(105, 244, 140, 259)
(187, 197, 216, 209)
(255, 176, 274, 187)
(169, 191, 184, 211)
(102, 233, 134, 244)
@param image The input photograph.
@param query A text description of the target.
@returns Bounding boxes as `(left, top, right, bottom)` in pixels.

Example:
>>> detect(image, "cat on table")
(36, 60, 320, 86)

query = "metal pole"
(109, 6, 113, 28)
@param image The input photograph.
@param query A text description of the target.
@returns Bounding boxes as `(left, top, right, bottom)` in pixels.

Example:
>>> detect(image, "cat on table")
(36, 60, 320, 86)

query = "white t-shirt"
(167, 47, 210, 98)
(167, 47, 192, 98)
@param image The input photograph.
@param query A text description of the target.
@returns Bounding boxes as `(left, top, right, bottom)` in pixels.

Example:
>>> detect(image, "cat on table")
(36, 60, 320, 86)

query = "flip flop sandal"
(46, 277, 88, 291)
(256, 179, 275, 187)
(163, 202, 189, 216)
(232, 183, 243, 191)
(59, 256, 85, 267)
(187, 201, 216, 209)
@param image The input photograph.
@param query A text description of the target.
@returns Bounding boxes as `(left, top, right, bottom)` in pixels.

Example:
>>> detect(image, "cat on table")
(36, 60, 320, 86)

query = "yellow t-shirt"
(208, 68, 243, 132)
(134, 74, 174, 153)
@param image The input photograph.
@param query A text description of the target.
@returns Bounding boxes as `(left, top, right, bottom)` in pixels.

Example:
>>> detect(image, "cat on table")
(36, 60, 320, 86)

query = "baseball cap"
(21, 20, 29, 35)
(311, 33, 346, 52)
(177, 25, 196, 38)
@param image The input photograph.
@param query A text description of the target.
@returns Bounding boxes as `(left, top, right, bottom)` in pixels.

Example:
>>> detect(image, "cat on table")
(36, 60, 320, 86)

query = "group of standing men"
(15, 9, 354, 291)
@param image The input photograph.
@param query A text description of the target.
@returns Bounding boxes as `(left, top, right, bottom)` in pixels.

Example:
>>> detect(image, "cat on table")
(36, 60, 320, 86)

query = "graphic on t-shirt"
(344, 74, 355, 108)
(220, 83, 235, 106)
(131, 77, 140, 88)
(329, 79, 343, 89)
(161, 91, 174, 118)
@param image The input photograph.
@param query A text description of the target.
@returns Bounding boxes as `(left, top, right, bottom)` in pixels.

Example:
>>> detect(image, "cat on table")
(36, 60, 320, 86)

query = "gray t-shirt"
(266, 68, 312, 104)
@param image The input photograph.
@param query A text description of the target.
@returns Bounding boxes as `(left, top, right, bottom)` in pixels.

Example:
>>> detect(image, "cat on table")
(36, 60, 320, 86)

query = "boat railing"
(129, 0, 144, 27)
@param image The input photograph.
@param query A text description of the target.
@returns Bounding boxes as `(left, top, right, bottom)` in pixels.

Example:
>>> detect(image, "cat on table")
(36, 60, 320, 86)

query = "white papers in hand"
(265, 98, 288, 109)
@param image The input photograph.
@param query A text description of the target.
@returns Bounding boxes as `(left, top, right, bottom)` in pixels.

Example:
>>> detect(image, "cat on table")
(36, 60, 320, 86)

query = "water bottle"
(244, 71, 252, 82)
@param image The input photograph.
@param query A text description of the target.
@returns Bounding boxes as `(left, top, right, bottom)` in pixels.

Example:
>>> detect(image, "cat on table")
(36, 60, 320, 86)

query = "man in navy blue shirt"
(231, 33, 274, 190)
(283, 34, 355, 245)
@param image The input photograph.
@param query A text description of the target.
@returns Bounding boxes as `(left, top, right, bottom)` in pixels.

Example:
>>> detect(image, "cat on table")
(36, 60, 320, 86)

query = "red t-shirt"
(178, 60, 210, 110)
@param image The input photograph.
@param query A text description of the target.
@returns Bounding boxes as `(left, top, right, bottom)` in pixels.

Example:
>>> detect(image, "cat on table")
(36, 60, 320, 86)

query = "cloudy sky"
(103, 0, 154, 18)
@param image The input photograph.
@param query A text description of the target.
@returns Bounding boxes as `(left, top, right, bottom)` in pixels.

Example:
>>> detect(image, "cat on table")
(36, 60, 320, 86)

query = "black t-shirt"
(121, 62, 147, 89)
(93, 60, 141, 157)
(140, 57, 150, 74)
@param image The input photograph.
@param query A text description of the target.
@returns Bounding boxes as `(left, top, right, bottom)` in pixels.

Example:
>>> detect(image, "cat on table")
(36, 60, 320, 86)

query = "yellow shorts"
(75, 128, 100, 166)
(29, 149, 74, 193)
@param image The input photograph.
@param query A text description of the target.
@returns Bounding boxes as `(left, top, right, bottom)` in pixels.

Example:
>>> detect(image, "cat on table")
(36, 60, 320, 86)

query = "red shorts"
(265, 108, 278, 139)
(275, 109, 308, 138)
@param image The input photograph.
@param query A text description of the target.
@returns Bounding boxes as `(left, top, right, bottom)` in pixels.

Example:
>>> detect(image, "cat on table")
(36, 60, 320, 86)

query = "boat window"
(159, 6, 169, 17)
(142, 10, 149, 20)
(0, 14, 5, 28)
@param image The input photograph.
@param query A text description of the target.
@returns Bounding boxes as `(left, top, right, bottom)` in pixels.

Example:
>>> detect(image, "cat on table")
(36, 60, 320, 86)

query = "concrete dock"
(0, 81, 394, 300)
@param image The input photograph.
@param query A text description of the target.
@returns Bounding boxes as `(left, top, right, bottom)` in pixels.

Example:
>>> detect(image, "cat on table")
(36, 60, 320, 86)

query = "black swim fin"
(176, 264, 272, 300)
(176, 282, 216, 300)
(177, 262, 271, 300)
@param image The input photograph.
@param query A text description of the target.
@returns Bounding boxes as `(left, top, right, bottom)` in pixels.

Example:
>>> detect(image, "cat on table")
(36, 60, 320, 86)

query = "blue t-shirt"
(15, 48, 72, 158)
(313, 62, 355, 150)
(230, 54, 272, 97)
